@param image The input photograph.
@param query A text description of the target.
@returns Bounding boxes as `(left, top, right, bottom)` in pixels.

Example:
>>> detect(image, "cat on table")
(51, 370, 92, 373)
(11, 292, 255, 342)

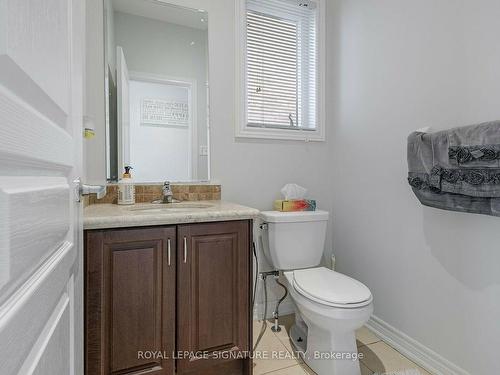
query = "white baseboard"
(365, 315, 470, 375)
(253, 299, 295, 321)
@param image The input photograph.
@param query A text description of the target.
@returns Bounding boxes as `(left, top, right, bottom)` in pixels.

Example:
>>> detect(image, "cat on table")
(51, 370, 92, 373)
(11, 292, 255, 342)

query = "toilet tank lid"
(260, 210, 329, 223)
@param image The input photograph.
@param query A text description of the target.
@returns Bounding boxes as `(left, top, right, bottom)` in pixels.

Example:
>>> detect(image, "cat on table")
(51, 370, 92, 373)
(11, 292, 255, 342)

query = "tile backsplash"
(87, 184, 221, 205)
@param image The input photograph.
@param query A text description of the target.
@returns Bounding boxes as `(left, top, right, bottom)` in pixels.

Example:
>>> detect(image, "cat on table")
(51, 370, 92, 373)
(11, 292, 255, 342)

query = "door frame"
(116, 46, 130, 176)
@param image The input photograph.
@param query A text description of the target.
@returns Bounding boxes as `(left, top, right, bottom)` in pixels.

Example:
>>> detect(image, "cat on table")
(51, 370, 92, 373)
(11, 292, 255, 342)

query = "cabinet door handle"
(183, 236, 187, 263)
(167, 238, 171, 266)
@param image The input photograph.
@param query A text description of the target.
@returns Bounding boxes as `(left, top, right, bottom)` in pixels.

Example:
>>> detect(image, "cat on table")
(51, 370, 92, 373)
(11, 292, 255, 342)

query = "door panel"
(0, 177, 70, 304)
(0, 86, 74, 166)
(111, 245, 163, 372)
(196, 234, 238, 349)
(0, 0, 84, 374)
(177, 221, 251, 374)
(0, 244, 76, 374)
(0, 0, 71, 126)
(1, 0, 71, 113)
(19, 285, 72, 375)
(86, 227, 176, 375)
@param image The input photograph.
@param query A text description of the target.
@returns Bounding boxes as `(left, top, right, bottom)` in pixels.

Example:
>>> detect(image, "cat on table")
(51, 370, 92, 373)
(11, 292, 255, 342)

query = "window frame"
(235, 0, 326, 142)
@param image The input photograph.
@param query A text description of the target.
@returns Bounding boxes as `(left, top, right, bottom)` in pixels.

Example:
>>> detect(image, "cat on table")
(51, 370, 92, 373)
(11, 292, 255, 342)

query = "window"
(236, 0, 325, 141)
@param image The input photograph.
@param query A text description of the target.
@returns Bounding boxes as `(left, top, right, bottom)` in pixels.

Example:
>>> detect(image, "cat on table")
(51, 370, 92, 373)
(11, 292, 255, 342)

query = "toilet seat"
(292, 267, 372, 308)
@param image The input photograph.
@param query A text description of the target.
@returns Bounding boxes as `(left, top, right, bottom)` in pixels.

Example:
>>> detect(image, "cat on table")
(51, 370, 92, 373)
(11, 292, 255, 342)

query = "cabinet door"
(177, 221, 252, 374)
(86, 227, 176, 375)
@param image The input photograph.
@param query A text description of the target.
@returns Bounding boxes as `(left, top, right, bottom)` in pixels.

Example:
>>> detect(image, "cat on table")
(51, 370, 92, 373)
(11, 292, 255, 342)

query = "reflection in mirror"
(104, 0, 209, 182)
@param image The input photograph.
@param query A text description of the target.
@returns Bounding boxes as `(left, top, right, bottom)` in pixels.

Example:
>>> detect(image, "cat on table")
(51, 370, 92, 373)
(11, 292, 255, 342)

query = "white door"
(117, 46, 130, 173)
(128, 77, 194, 182)
(0, 1, 84, 374)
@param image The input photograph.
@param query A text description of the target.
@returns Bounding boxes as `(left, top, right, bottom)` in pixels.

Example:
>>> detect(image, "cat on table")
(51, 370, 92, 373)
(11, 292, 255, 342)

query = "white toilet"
(260, 210, 373, 375)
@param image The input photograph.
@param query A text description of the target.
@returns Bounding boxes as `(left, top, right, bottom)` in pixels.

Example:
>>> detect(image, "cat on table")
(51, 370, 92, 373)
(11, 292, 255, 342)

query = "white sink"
(127, 202, 214, 214)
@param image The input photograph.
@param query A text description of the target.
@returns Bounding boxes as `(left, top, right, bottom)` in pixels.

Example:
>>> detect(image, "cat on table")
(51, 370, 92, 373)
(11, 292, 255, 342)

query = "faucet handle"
(163, 181, 173, 195)
(162, 181, 173, 203)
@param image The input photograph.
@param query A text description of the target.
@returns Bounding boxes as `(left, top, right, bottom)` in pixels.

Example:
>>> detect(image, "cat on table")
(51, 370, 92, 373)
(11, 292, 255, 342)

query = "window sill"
(235, 126, 325, 142)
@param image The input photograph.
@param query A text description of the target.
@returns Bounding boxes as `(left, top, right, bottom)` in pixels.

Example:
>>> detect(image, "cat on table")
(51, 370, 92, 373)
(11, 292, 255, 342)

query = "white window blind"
(246, 0, 318, 130)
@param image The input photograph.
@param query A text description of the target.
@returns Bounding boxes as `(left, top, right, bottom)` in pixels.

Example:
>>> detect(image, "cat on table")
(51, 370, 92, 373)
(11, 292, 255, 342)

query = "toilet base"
(289, 320, 363, 375)
(289, 323, 307, 353)
(283, 271, 372, 375)
(302, 321, 362, 375)
(290, 324, 361, 375)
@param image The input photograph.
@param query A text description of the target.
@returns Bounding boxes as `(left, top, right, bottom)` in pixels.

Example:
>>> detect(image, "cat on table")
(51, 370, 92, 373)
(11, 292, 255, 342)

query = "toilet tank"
(260, 210, 329, 270)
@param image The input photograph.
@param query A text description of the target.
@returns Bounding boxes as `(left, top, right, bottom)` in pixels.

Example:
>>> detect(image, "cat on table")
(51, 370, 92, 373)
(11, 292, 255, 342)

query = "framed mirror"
(103, 0, 210, 183)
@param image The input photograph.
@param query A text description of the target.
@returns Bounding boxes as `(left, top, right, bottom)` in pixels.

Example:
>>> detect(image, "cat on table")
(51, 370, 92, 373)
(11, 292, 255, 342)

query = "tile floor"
(252, 315, 432, 375)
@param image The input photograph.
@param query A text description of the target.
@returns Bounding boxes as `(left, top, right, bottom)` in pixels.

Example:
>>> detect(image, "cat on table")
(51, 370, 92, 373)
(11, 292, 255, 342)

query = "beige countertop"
(83, 201, 260, 230)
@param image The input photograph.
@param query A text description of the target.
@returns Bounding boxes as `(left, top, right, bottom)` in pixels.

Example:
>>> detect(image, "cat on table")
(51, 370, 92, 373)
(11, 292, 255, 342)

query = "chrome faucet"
(162, 181, 173, 203)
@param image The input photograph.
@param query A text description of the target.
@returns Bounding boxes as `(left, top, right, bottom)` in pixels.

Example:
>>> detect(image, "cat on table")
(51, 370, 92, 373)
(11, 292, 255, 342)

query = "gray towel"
(407, 121, 500, 217)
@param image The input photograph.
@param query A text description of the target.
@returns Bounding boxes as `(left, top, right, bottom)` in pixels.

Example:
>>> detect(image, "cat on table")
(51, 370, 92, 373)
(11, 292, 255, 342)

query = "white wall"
(114, 12, 209, 180)
(104, 0, 115, 80)
(330, 1, 500, 374)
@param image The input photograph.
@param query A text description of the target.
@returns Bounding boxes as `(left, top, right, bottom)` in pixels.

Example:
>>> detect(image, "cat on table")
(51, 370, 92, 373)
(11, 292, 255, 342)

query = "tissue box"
(274, 199, 316, 212)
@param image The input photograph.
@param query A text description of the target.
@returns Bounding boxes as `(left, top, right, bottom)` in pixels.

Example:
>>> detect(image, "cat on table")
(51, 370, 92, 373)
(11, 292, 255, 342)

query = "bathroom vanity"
(84, 202, 259, 375)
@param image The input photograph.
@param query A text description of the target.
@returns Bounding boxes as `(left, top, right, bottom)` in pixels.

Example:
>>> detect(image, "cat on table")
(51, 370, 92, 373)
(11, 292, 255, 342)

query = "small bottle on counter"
(118, 166, 135, 205)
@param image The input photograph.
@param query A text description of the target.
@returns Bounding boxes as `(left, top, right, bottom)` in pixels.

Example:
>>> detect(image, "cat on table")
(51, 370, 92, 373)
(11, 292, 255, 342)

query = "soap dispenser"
(118, 166, 135, 205)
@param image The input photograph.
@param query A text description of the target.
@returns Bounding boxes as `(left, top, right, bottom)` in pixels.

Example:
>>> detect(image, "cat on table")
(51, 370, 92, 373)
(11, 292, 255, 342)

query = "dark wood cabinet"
(177, 221, 251, 375)
(85, 227, 176, 375)
(85, 220, 253, 375)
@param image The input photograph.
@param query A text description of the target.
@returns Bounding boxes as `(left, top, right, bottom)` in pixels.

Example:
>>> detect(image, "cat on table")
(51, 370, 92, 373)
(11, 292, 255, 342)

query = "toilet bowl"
(284, 268, 373, 375)
(260, 210, 373, 375)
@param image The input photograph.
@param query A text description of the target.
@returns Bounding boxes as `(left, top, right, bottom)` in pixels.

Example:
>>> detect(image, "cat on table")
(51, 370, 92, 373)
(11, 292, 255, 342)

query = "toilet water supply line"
(258, 270, 286, 333)
(272, 275, 288, 333)
(254, 268, 290, 349)
(253, 223, 289, 347)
